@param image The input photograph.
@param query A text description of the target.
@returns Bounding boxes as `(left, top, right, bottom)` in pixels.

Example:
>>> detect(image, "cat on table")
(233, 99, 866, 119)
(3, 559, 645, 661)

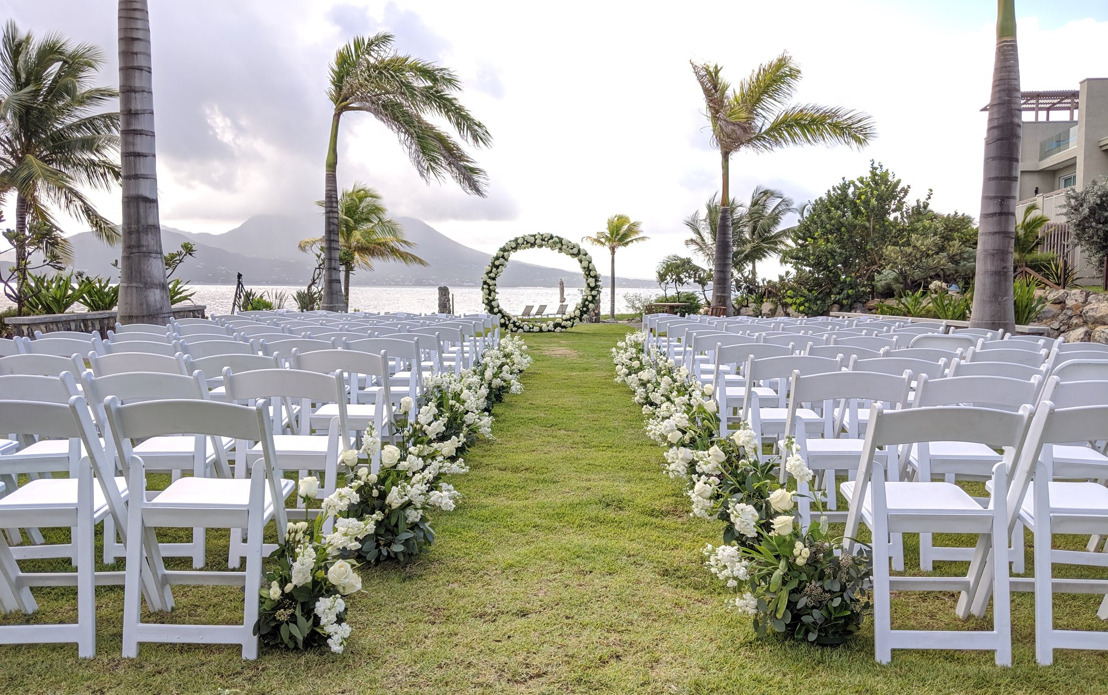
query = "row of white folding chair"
(841, 397, 1108, 665)
(16, 335, 105, 359)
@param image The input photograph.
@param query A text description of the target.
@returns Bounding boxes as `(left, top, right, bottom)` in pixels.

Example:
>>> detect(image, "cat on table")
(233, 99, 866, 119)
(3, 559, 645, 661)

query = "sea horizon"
(1, 284, 657, 318)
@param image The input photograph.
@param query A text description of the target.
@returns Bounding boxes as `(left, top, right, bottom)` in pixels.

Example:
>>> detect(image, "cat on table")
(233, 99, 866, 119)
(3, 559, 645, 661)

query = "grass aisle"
(3, 324, 1106, 693)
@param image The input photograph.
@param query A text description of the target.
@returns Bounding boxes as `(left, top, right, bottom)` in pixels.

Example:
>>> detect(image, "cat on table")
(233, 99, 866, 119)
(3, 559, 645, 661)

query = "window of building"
(1061, 173, 1078, 188)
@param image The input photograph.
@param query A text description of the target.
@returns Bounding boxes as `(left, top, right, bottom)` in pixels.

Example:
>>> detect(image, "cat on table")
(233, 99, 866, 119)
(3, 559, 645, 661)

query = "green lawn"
(3, 323, 1108, 693)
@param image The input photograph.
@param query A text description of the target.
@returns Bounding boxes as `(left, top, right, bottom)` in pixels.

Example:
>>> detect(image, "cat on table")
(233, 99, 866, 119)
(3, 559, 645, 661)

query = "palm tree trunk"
(609, 248, 616, 319)
(712, 153, 733, 315)
(116, 0, 171, 326)
(322, 113, 344, 312)
(343, 265, 352, 308)
(13, 195, 28, 316)
(971, 0, 1020, 332)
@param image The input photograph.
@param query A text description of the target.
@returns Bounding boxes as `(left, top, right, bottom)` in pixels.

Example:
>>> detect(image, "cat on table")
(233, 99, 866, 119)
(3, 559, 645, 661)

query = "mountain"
(12, 215, 656, 288)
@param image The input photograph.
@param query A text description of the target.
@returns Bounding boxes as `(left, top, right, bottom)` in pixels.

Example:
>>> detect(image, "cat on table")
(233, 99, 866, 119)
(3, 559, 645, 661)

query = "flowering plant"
(333, 419, 465, 565)
(255, 483, 377, 653)
(481, 233, 601, 332)
(724, 511, 872, 645)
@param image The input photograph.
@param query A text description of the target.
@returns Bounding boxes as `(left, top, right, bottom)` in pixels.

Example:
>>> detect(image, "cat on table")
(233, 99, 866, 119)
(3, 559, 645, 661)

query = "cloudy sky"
(3, 0, 1108, 279)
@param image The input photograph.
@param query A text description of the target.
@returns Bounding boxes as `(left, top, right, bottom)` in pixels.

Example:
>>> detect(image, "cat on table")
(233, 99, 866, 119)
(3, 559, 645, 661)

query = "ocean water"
(0, 285, 654, 317)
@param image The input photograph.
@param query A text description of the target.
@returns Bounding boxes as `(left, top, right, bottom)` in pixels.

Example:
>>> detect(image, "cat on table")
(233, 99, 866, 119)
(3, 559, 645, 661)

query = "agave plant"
(23, 273, 88, 314)
(78, 276, 119, 311)
(1013, 278, 1048, 325)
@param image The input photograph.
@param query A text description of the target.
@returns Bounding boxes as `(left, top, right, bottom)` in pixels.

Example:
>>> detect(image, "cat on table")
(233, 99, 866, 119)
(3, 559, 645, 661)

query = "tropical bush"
(22, 273, 87, 314)
(78, 276, 119, 311)
(652, 291, 703, 317)
(1013, 278, 1048, 325)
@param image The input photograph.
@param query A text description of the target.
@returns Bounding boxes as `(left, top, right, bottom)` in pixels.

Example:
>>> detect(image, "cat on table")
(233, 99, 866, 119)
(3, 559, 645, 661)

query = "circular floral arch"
(481, 233, 602, 332)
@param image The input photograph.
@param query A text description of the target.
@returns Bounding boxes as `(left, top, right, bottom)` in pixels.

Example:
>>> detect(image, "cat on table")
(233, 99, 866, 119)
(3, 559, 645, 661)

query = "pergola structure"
(981, 90, 1079, 121)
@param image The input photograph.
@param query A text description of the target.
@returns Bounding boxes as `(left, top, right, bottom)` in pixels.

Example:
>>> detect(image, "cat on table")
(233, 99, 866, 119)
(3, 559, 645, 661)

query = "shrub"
(1013, 279, 1048, 325)
(78, 276, 119, 311)
(23, 272, 87, 314)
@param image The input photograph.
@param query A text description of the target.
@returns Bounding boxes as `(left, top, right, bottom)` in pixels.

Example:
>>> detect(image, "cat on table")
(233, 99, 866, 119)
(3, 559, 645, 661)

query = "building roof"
(981, 90, 1079, 118)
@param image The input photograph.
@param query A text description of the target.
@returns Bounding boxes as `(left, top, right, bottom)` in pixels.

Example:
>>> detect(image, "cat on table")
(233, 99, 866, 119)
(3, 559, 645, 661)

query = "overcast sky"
(3, 0, 1108, 279)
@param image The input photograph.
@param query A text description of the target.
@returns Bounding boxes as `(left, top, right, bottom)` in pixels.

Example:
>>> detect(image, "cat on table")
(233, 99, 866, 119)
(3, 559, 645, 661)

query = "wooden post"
(437, 285, 451, 314)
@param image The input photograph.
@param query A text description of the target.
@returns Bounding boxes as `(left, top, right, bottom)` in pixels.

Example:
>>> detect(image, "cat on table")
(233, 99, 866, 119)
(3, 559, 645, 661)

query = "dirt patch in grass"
(540, 347, 580, 358)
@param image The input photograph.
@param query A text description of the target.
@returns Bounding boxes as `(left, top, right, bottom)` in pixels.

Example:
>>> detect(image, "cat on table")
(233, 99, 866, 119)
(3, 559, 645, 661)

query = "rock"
(761, 301, 775, 317)
(787, 307, 801, 318)
(1037, 305, 1061, 322)
(774, 305, 787, 318)
(1065, 290, 1089, 307)
(1093, 326, 1108, 344)
(739, 306, 754, 317)
(1043, 288, 1067, 304)
(1083, 300, 1108, 326)
(830, 304, 841, 313)
(1063, 326, 1091, 343)
(851, 303, 867, 313)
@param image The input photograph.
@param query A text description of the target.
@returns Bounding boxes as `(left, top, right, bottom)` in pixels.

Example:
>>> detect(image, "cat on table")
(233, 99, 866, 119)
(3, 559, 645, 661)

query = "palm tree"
(736, 186, 795, 285)
(117, 0, 171, 325)
(691, 54, 874, 314)
(299, 184, 427, 308)
(322, 33, 491, 311)
(683, 193, 742, 268)
(1013, 202, 1052, 275)
(971, 0, 1021, 332)
(583, 214, 648, 319)
(0, 20, 121, 315)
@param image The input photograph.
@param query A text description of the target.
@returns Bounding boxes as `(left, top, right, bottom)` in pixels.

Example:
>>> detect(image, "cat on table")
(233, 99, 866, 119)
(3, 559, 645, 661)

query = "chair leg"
(872, 519, 892, 664)
(991, 481, 1011, 667)
(76, 509, 96, 658)
(0, 535, 35, 613)
(1034, 489, 1054, 665)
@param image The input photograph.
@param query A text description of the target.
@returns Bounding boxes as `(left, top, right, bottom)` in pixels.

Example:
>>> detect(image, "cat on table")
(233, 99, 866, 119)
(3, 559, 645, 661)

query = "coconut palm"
(0, 20, 121, 315)
(683, 193, 742, 268)
(300, 183, 427, 308)
(322, 32, 491, 311)
(1013, 202, 1052, 275)
(116, 0, 171, 324)
(691, 54, 874, 314)
(736, 186, 795, 285)
(971, 0, 1021, 331)
(583, 214, 648, 319)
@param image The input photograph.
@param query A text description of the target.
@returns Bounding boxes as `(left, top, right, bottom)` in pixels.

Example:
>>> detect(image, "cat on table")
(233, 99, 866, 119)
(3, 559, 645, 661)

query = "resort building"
(1011, 78, 1108, 283)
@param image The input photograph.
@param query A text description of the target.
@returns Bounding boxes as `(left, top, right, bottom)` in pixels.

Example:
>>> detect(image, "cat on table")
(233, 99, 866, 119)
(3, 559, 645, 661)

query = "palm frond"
(746, 103, 875, 153)
(731, 52, 801, 126)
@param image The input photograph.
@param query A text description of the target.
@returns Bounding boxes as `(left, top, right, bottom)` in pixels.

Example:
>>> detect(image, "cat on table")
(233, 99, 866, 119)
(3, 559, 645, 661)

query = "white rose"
(381, 445, 401, 466)
(667, 431, 682, 444)
(268, 580, 282, 601)
(327, 560, 361, 595)
(703, 384, 715, 396)
(399, 397, 413, 413)
(703, 399, 717, 414)
(770, 515, 795, 537)
(298, 476, 319, 499)
(708, 446, 726, 464)
(340, 448, 360, 467)
(768, 488, 794, 513)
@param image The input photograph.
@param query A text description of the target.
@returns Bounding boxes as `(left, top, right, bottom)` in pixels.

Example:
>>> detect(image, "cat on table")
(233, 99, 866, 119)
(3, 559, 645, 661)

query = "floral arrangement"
(481, 233, 602, 332)
(255, 484, 377, 653)
(613, 330, 872, 646)
(705, 507, 872, 645)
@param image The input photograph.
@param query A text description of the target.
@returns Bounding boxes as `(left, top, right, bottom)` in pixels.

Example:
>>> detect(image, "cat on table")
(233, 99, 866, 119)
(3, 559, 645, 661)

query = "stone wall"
(2, 305, 207, 338)
(1036, 290, 1108, 343)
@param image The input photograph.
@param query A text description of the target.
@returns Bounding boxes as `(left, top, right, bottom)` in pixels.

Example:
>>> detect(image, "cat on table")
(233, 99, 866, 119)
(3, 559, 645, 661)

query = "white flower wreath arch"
(481, 233, 602, 332)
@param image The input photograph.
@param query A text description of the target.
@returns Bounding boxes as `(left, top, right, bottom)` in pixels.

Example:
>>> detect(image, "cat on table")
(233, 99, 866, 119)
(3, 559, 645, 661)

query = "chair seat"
(1053, 444, 1108, 467)
(1017, 481, 1108, 524)
(135, 435, 234, 459)
(251, 435, 331, 458)
(915, 441, 1001, 460)
(313, 403, 374, 428)
(0, 476, 127, 515)
(841, 480, 991, 533)
(0, 439, 17, 455)
(148, 476, 294, 512)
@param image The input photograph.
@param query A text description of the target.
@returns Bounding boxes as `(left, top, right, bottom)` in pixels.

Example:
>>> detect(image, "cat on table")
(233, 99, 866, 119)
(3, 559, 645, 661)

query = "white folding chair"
(740, 354, 841, 450)
(842, 404, 1032, 665)
(88, 351, 187, 376)
(0, 353, 83, 377)
(908, 374, 1041, 571)
(106, 397, 293, 659)
(0, 397, 134, 657)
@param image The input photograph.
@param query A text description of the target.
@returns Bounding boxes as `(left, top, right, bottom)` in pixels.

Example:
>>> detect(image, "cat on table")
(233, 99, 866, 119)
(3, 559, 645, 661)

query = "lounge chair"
(519, 305, 534, 318)
(553, 303, 568, 316)
(534, 304, 548, 317)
